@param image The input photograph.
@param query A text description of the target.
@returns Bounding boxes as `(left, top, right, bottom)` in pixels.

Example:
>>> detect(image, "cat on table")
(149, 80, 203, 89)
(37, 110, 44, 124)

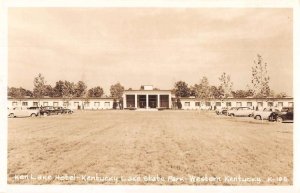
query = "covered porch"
(124, 94, 171, 109)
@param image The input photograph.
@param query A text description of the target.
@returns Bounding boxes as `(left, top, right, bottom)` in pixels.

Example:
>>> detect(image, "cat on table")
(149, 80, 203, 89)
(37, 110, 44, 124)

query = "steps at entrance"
(135, 108, 158, 111)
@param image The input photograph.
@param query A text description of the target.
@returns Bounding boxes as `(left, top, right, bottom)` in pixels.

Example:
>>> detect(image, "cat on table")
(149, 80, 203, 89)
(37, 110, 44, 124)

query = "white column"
(157, 95, 160, 108)
(169, 94, 172, 109)
(134, 94, 137, 108)
(123, 94, 127, 108)
(146, 94, 149, 109)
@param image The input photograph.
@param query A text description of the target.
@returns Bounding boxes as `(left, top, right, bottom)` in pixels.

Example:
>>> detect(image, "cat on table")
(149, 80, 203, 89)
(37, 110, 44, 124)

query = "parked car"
(227, 107, 254, 117)
(53, 106, 65, 114)
(215, 107, 228, 115)
(63, 107, 73, 114)
(8, 107, 40, 118)
(40, 106, 60, 116)
(269, 107, 293, 122)
(253, 108, 280, 120)
(54, 106, 73, 114)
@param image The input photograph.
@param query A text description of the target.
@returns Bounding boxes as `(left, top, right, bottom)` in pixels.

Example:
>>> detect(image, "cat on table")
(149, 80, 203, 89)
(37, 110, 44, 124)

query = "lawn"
(8, 110, 293, 185)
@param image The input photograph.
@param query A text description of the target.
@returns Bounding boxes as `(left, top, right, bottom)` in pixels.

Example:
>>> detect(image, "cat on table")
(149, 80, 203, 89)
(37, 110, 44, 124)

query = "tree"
(194, 76, 210, 99)
(218, 72, 233, 98)
(231, 90, 242, 98)
(8, 87, 32, 98)
(53, 80, 65, 97)
(74, 81, 87, 97)
(110, 82, 125, 109)
(88, 86, 104, 97)
(209, 86, 224, 99)
(110, 82, 125, 99)
(174, 81, 190, 97)
(53, 80, 75, 100)
(33, 73, 46, 99)
(44, 85, 54, 97)
(232, 89, 254, 98)
(189, 85, 196, 97)
(251, 54, 270, 97)
(62, 81, 75, 99)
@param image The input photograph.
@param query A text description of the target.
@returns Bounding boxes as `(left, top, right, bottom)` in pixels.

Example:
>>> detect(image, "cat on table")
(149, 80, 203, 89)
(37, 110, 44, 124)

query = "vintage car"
(40, 106, 61, 116)
(54, 106, 73, 114)
(63, 107, 73, 114)
(215, 107, 228, 115)
(253, 108, 280, 120)
(227, 107, 254, 117)
(8, 107, 40, 118)
(269, 107, 293, 122)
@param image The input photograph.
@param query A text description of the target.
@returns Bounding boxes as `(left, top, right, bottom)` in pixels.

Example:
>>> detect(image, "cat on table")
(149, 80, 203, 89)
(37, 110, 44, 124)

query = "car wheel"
(276, 117, 283, 123)
(9, 113, 14, 118)
(268, 116, 274, 122)
(255, 115, 261, 120)
(30, 113, 36, 117)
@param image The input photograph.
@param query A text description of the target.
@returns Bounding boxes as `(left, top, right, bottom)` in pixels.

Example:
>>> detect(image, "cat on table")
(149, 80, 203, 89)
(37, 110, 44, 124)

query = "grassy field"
(8, 110, 293, 185)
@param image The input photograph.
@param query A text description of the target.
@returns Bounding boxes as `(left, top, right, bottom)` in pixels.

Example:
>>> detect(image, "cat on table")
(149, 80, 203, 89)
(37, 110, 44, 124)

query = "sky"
(8, 8, 293, 95)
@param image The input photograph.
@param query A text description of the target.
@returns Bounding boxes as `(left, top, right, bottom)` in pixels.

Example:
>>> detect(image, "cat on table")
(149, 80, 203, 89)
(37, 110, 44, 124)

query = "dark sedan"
(40, 106, 60, 116)
(269, 107, 293, 123)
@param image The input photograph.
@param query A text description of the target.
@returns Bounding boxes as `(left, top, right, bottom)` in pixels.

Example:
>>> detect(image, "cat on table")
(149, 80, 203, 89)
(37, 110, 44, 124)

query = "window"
(278, 102, 283, 107)
(195, 102, 200, 106)
(63, 102, 69, 107)
(74, 102, 79, 107)
(257, 102, 262, 107)
(12, 102, 18, 106)
(22, 102, 28, 106)
(226, 102, 231, 107)
(184, 102, 190, 107)
(104, 102, 110, 107)
(43, 102, 48, 106)
(216, 102, 221, 106)
(267, 102, 273, 107)
(205, 102, 211, 106)
(94, 102, 100, 107)
(236, 102, 242, 107)
(33, 102, 38, 107)
(247, 102, 252, 107)
(288, 102, 294, 107)
(84, 102, 90, 107)
(53, 102, 58, 107)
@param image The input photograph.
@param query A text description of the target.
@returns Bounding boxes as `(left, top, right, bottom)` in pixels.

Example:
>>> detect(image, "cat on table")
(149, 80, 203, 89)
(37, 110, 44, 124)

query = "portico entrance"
(123, 87, 172, 109)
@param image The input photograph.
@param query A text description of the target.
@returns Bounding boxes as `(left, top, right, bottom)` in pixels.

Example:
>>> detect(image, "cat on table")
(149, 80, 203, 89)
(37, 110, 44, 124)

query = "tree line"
(8, 73, 125, 101)
(173, 54, 287, 99)
(8, 55, 288, 100)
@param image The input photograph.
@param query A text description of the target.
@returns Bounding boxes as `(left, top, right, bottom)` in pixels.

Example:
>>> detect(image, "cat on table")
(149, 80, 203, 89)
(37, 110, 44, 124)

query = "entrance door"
(138, 95, 146, 108)
(148, 95, 157, 108)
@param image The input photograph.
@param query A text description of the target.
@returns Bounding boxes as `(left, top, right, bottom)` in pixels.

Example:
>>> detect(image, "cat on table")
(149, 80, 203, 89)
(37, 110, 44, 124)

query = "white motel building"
(8, 85, 293, 111)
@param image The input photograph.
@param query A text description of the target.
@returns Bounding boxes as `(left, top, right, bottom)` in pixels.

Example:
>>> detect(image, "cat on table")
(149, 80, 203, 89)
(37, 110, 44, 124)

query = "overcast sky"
(8, 8, 293, 95)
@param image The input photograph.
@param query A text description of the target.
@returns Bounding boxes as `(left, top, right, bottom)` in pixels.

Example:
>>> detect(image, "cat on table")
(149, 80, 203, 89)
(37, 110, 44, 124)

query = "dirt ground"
(8, 110, 293, 185)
